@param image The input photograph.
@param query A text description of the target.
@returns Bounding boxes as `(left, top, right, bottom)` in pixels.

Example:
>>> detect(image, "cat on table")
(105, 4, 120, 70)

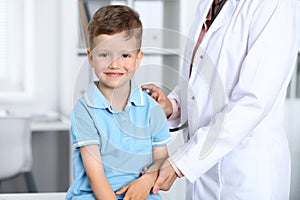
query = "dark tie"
(211, 0, 227, 23)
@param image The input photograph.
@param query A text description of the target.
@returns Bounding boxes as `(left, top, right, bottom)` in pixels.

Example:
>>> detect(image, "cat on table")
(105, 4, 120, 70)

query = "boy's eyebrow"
(120, 49, 139, 52)
(94, 48, 138, 52)
(91, 49, 108, 55)
(92, 46, 111, 52)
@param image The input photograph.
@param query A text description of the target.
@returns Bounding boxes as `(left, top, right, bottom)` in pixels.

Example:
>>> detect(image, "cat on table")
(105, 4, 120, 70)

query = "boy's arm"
(146, 145, 169, 180)
(80, 145, 117, 200)
(116, 145, 169, 200)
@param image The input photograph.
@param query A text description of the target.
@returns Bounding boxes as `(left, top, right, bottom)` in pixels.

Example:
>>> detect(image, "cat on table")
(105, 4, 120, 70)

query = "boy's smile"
(105, 72, 125, 77)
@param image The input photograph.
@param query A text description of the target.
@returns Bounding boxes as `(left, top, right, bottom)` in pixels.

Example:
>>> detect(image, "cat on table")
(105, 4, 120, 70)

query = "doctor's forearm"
(167, 98, 180, 119)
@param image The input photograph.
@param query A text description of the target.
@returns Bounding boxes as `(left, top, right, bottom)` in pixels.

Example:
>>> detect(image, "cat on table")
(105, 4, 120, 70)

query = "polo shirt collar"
(84, 81, 145, 109)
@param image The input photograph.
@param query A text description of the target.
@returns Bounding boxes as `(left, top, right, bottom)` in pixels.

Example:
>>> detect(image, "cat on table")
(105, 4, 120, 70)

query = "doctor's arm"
(80, 145, 117, 200)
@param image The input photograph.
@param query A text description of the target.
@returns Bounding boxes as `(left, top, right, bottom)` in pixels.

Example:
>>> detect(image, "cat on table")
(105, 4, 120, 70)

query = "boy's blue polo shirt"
(66, 81, 171, 200)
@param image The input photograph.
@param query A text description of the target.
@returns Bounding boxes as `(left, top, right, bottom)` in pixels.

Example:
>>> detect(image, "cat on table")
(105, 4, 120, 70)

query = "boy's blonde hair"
(88, 5, 143, 50)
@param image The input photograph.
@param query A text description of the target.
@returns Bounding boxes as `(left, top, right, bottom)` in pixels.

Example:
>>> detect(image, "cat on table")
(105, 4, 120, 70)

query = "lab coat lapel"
(182, 0, 214, 131)
(183, 0, 212, 81)
(179, 1, 212, 125)
(207, 0, 236, 36)
(187, 0, 237, 134)
(189, 0, 213, 49)
(188, 0, 236, 65)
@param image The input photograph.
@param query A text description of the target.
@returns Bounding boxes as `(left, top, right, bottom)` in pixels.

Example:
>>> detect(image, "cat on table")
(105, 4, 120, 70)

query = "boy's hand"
(116, 172, 156, 200)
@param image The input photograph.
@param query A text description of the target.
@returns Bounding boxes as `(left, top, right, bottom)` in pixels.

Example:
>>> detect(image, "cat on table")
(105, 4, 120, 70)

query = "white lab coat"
(168, 0, 300, 199)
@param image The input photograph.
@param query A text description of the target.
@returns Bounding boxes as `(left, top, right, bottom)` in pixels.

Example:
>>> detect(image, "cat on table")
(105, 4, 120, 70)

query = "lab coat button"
(192, 96, 195, 100)
(200, 55, 204, 59)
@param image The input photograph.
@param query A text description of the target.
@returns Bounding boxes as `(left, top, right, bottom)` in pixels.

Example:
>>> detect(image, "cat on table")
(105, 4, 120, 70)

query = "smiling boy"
(65, 5, 171, 200)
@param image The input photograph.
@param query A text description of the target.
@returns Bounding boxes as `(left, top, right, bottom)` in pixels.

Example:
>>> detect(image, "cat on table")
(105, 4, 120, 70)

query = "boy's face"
(87, 32, 143, 91)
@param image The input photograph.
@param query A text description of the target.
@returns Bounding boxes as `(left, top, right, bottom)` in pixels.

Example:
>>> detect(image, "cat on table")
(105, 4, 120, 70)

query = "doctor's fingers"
(157, 97, 173, 117)
(153, 173, 176, 192)
(153, 166, 177, 192)
(150, 90, 173, 117)
(141, 84, 166, 100)
(144, 85, 169, 108)
(141, 84, 172, 116)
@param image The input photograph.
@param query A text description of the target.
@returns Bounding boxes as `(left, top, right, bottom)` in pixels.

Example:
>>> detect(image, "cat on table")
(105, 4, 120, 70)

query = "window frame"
(0, 0, 35, 103)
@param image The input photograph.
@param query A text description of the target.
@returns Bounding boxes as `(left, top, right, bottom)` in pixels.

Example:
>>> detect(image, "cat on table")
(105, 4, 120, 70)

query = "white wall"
(33, 0, 60, 110)
(57, 0, 78, 115)
(179, 0, 199, 35)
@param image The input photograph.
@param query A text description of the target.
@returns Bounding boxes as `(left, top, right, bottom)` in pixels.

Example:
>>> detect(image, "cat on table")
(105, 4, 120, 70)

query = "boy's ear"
(87, 49, 94, 67)
(135, 51, 144, 68)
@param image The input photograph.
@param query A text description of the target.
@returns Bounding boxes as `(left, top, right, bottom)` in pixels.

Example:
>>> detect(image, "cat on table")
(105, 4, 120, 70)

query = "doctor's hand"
(141, 84, 173, 117)
(116, 173, 154, 200)
(152, 160, 177, 194)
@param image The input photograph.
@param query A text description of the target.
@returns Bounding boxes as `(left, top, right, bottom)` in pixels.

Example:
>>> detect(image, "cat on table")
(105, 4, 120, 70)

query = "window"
(0, 0, 34, 101)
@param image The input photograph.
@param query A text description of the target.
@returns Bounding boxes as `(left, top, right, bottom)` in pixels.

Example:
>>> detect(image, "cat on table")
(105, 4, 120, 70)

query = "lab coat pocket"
(220, 136, 272, 199)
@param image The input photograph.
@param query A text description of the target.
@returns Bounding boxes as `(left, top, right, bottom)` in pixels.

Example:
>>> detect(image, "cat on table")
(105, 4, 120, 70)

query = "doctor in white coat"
(143, 0, 300, 199)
